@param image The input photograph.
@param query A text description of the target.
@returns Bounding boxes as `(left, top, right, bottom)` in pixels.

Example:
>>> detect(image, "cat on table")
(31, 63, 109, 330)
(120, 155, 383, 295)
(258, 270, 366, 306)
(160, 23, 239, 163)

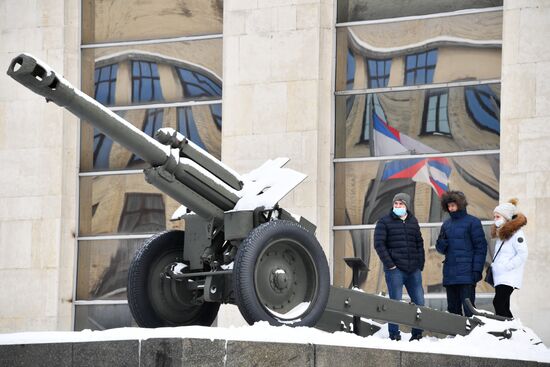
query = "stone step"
(0, 338, 547, 367)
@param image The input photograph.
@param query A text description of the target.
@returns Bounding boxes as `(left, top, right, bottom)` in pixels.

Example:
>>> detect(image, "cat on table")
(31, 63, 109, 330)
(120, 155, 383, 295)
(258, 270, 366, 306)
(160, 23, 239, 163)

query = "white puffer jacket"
(492, 228, 528, 289)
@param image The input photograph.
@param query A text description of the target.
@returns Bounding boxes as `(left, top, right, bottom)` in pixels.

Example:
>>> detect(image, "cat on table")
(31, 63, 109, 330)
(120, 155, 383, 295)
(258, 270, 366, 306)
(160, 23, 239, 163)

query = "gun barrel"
(7, 53, 170, 166)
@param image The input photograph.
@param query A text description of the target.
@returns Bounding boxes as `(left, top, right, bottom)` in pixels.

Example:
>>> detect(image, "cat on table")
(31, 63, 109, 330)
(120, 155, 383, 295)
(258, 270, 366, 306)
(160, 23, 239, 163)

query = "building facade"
(0, 0, 549, 343)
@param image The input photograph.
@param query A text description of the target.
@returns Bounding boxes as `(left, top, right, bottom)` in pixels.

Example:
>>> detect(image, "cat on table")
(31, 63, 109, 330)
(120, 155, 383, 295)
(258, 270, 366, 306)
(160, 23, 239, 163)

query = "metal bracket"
(322, 286, 484, 336)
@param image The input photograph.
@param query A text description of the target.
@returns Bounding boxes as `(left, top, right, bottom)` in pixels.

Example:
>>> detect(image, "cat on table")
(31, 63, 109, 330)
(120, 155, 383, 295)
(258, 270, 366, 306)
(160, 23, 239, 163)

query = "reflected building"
(75, 0, 224, 329)
(333, 6, 501, 299)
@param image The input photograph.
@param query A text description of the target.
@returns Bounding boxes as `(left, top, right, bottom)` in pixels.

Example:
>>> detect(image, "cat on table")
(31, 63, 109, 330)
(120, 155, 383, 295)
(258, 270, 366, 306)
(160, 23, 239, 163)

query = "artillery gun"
(8, 53, 512, 339)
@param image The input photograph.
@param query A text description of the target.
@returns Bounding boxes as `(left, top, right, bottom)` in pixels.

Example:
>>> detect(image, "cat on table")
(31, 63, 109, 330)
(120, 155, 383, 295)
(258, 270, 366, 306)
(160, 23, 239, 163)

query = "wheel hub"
(270, 268, 290, 292)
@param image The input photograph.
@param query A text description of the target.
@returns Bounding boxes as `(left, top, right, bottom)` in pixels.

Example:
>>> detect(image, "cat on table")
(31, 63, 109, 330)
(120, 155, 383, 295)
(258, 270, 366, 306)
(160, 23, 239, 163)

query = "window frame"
(404, 49, 438, 86)
(421, 88, 451, 137)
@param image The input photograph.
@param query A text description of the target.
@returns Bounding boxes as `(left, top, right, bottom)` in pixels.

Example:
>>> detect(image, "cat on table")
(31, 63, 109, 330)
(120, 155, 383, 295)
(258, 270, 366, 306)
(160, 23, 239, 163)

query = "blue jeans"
(384, 268, 425, 338)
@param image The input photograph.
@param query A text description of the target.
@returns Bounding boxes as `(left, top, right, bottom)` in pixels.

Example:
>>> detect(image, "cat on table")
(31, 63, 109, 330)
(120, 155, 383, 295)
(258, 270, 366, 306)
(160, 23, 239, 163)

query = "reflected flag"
(381, 157, 451, 197)
(371, 95, 451, 197)
(372, 95, 437, 156)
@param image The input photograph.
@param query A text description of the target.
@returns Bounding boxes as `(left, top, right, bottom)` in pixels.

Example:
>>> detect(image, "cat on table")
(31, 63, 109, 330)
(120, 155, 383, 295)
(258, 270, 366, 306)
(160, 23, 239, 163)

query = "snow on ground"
(0, 317, 548, 362)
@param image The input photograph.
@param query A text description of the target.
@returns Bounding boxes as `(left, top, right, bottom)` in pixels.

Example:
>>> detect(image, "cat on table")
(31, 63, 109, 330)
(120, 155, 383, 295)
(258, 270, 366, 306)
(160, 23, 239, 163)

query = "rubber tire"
(233, 220, 330, 327)
(127, 230, 220, 327)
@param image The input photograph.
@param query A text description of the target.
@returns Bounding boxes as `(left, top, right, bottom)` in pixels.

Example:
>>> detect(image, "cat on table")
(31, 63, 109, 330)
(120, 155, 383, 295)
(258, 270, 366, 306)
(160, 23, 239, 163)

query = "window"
(118, 193, 166, 233)
(132, 61, 164, 103)
(177, 67, 221, 99)
(422, 89, 451, 136)
(405, 49, 437, 85)
(367, 59, 391, 88)
(128, 109, 163, 166)
(94, 64, 118, 105)
(335, 2, 502, 304)
(79, 1, 224, 332)
(177, 107, 206, 150)
(465, 84, 500, 134)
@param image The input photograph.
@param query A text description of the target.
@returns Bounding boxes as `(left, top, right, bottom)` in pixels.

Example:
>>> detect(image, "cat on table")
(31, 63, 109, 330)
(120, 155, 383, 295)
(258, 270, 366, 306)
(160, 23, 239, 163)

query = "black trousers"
(493, 284, 514, 318)
(445, 284, 476, 317)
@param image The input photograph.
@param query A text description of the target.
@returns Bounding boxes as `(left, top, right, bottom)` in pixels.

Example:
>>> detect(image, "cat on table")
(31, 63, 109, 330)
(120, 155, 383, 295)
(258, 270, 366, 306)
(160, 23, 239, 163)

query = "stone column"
(220, 0, 334, 325)
(0, 0, 80, 331)
(501, 0, 550, 344)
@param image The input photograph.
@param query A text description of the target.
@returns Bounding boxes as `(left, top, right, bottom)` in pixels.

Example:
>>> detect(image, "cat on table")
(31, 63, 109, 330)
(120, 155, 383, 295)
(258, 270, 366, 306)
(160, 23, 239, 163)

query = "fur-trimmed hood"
(491, 213, 528, 240)
(441, 191, 468, 212)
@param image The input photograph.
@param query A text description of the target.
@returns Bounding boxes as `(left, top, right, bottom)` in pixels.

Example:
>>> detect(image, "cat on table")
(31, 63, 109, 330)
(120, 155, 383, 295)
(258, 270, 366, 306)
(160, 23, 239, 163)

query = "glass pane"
(81, 39, 222, 107)
(178, 68, 222, 99)
(334, 84, 500, 158)
(77, 239, 146, 301)
(335, 11, 502, 91)
(75, 304, 137, 331)
(332, 226, 496, 295)
(415, 68, 426, 85)
(80, 104, 222, 171)
(337, 0, 502, 23)
(333, 155, 499, 225)
(79, 174, 184, 236)
(82, 0, 223, 44)
(464, 85, 500, 134)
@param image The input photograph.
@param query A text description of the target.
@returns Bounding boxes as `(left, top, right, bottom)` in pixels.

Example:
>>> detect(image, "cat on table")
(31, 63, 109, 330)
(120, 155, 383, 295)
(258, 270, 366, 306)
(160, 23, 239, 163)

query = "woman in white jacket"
(490, 198, 528, 318)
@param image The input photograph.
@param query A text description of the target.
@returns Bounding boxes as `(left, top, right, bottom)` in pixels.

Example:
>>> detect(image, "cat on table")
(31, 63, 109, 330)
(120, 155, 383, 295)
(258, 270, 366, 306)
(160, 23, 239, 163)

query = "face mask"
(393, 207, 407, 217)
(495, 218, 505, 228)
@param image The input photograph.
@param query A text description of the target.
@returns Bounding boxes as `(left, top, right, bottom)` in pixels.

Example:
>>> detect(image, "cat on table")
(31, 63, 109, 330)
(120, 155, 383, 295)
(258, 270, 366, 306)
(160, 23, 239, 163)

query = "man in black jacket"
(374, 193, 425, 341)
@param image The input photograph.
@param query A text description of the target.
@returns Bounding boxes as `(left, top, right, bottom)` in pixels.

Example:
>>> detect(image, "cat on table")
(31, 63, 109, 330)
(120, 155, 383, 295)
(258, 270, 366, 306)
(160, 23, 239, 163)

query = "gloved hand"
(473, 271, 482, 282)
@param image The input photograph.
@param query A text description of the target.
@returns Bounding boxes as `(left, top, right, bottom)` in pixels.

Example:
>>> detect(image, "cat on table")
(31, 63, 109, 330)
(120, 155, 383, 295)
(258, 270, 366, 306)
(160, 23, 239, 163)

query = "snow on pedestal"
(0, 317, 548, 363)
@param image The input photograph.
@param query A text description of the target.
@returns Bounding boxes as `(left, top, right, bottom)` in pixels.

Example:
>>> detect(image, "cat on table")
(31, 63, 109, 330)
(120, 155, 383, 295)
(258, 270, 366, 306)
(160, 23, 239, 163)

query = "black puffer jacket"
(374, 210, 425, 273)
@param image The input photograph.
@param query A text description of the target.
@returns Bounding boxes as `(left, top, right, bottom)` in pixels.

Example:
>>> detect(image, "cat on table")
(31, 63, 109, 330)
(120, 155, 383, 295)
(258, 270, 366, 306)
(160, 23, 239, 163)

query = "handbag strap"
(492, 239, 506, 262)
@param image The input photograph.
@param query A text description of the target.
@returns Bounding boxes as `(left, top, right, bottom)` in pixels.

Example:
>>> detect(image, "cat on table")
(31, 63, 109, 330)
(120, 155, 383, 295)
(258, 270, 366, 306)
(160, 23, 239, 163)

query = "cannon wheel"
(233, 220, 330, 327)
(127, 230, 220, 327)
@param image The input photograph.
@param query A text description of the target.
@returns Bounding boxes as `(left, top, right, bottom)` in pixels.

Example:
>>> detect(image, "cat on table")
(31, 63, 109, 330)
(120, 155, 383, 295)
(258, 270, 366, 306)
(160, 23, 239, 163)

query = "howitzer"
(7, 53, 329, 328)
(8, 54, 511, 339)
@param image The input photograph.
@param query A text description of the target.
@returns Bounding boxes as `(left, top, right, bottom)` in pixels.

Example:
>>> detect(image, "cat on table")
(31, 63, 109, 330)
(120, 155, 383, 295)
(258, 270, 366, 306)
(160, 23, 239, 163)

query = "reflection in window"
(118, 193, 166, 233)
(405, 49, 437, 85)
(359, 95, 371, 143)
(132, 61, 164, 103)
(422, 89, 450, 136)
(209, 104, 222, 130)
(454, 160, 499, 201)
(346, 95, 356, 120)
(93, 128, 114, 169)
(75, 304, 137, 331)
(94, 64, 118, 105)
(84, 241, 142, 301)
(177, 67, 221, 99)
(428, 190, 446, 222)
(177, 107, 206, 150)
(360, 94, 387, 144)
(367, 58, 391, 88)
(128, 109, 163, 166)
(346, 49, 356, 90)
(465, 85, 500, 134)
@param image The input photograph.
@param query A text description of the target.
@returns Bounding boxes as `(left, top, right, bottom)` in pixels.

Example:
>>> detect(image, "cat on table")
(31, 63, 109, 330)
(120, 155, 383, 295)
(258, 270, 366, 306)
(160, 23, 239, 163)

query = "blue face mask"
(393, 207, 407, 217)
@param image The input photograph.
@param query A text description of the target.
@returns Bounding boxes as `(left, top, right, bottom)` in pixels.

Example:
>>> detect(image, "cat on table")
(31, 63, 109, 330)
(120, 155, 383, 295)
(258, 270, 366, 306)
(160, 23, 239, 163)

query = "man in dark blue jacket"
(374, 193, 425, 341)
(436, 191, 487, 317)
